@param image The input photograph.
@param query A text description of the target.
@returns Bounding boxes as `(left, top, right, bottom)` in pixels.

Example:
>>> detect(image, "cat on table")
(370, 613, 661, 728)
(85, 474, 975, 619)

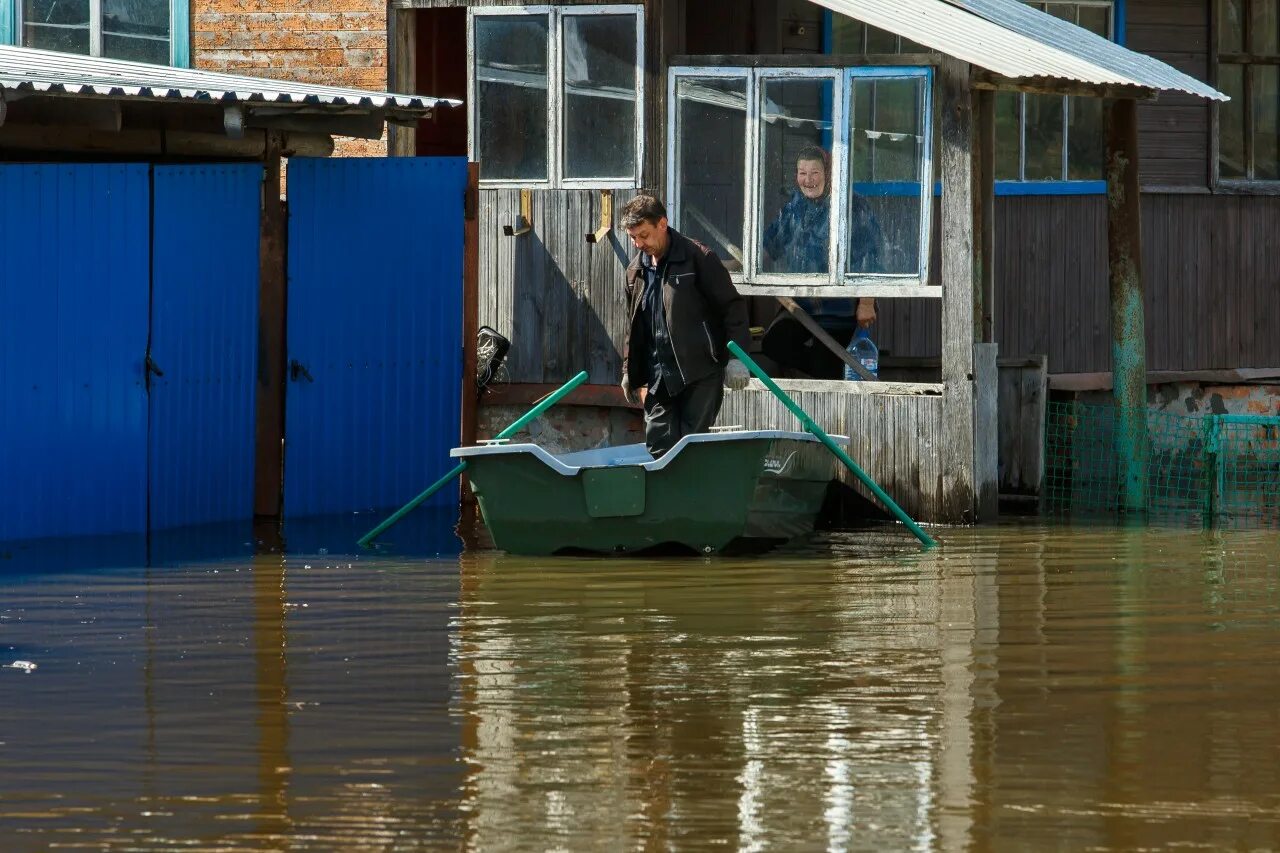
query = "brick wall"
(191, 0, 389, 157)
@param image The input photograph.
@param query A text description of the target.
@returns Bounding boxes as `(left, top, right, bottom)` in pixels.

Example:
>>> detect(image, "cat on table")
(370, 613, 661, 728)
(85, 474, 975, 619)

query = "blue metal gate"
(149, 165, 262, 530)
(284, 157, 467, 517)
(0, 165, 151, 540)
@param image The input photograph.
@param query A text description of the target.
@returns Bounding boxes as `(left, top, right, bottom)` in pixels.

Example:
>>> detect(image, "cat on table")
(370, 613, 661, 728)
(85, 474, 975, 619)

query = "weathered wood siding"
(717, 389, 947, 521)
(478, 189, 634, 384)
(878, 193, 1280, 374)
(1129, 0, 1212, 189)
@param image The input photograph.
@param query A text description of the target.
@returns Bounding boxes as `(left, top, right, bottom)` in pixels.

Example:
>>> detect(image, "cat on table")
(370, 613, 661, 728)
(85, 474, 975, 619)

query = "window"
(668, 66, 934, 296)
(829, 1, 1117, 189)
(469, 5, 644, 187)
(14, 0, 186, 66)
(1217, 0, 1280, 181)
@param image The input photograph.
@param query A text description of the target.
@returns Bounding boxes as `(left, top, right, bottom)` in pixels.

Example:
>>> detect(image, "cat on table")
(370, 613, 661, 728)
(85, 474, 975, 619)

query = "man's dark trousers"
(643, 370, 725, 458)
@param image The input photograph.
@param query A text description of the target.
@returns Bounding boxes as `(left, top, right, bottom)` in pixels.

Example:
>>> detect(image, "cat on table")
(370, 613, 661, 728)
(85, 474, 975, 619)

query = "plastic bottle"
(843, 328, 879, 381)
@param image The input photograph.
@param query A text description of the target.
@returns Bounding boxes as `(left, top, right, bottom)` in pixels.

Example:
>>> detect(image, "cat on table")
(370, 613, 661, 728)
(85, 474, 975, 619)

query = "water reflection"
(453, 546, 980, 850)
(1, 523, 1279, 849)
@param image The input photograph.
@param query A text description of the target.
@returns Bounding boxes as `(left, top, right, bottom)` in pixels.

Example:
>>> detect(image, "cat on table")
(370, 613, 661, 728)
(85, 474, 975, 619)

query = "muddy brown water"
(1, 519, 1278, 851)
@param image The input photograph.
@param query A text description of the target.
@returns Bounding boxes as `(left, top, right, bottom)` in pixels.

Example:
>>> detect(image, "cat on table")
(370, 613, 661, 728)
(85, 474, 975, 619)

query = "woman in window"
(762, 145, 881, 379)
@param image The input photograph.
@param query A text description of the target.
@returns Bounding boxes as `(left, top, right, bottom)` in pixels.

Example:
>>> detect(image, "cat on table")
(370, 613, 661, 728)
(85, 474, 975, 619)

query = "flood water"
(2, 519, 1279, 851)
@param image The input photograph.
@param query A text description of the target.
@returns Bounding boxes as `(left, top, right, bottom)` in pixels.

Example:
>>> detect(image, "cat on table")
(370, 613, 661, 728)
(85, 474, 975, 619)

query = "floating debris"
(5, 660, 37, 673)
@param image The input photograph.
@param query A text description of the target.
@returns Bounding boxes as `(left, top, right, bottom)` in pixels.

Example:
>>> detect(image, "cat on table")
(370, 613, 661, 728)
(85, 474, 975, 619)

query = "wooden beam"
(0, 123, 334, 158)
(1105, 97, 1150, 514)
(243, 111, 386, 141)
(460, 163, 480, 508)
(975, 88, 996, 344)
(670, 53, 941, 68)
(5, 96, 121, 131)
(736, 283, 940, 299)
(776, 296, 876, 381)
(254, 132, 287, 519)
(971, 71, 1157, 101)
(388, 7, 418, 157)
(939, 56, 978, 525)
(479, 383, 641, 410)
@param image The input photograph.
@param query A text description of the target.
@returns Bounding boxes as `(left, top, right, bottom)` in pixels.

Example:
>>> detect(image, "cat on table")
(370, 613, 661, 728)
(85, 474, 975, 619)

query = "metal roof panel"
(810, 0, 1226, 101)
(0, 44, 460, 112)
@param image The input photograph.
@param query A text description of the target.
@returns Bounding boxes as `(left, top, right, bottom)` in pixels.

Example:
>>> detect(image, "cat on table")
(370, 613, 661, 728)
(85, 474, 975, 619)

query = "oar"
(727, 341, 938, 550)
(358, 370, 590, 547)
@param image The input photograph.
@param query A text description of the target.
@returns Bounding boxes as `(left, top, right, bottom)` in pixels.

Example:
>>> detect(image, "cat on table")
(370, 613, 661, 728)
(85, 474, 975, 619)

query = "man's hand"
(621, 376, 638, 405)
(724, 360, 750, 390)
(856, 297, 877, 328)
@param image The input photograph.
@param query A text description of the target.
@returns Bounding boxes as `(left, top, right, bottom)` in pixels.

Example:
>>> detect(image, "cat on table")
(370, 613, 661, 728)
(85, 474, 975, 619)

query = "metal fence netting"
(1044, 402, 1280, 526)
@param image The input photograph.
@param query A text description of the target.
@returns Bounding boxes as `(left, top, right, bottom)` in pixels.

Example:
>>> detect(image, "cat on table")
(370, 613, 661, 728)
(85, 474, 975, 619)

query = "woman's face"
(796, 158, 826, 200)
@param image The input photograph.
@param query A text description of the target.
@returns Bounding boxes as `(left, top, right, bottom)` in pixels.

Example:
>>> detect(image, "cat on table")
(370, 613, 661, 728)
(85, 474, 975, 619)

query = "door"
(284, 157, 468, 517)
(149, 164, 263, 531)
(0, 164, 151, 540)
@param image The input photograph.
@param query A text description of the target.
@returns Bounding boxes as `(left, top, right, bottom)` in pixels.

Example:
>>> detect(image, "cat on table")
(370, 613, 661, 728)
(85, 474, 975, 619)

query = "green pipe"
(358, 370, 590, 547)
(727, 342, 938, 550)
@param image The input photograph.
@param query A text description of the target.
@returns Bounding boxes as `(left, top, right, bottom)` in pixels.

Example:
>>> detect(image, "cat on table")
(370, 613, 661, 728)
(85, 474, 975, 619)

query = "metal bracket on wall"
(586, 191, 613, 244)
(502, 189, 533, 237)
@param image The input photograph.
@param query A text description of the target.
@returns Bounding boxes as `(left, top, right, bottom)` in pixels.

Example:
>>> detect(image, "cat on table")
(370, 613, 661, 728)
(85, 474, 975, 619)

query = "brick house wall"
(191, 0, 390, 157)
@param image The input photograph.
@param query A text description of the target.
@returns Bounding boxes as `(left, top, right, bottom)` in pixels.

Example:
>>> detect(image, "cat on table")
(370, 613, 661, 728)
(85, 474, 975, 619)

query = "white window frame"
(467, 4, 645, 190)
(667, 64, 936, 299)
(14, 0, 183, 65)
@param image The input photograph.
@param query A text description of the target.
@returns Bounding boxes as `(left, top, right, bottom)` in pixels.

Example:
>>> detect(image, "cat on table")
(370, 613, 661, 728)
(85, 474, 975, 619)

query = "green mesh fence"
(1045, 402, 1280, 526)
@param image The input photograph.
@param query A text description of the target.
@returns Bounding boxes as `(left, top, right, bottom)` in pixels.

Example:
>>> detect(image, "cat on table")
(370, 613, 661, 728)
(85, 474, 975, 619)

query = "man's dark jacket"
(622, 229, 751, 389)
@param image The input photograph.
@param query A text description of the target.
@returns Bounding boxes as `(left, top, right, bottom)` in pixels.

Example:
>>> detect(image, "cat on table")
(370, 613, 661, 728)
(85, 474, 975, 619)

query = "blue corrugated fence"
(284, 157, 467, 517)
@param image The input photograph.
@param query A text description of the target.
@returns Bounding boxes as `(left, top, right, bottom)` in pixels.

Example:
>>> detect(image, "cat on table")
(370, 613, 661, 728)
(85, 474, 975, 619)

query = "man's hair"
(796, 145, 829, 169)
(621, 195, 667, 229)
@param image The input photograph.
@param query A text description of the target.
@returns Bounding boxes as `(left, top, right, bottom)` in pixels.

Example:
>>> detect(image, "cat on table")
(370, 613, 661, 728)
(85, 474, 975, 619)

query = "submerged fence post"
(1105, 98, 1150, 515)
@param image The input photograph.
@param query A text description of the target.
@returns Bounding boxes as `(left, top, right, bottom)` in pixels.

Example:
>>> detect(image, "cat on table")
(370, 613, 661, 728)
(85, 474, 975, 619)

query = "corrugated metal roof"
(0, 44, 458, 113)
(810, 0, 1227, 101)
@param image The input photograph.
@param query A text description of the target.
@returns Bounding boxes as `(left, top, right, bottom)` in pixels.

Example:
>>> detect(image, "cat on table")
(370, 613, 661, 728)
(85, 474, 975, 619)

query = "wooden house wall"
(718, 389, 947, 521)
(470, 0, 1275, 386)
(1129, 0, 1211, 189)
(478, 189, 634, 384)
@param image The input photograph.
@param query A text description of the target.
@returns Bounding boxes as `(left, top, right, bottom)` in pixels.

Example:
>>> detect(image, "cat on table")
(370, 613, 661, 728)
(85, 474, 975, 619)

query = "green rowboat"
(452, 429, 847, 556)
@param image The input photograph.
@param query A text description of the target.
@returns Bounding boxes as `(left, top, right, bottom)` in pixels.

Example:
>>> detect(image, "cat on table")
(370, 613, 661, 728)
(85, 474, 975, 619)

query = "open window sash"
(666, 64, 936, 298)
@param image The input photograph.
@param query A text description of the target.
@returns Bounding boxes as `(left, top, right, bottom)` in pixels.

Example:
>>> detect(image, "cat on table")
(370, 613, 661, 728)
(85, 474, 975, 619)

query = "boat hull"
(453, 431, 841, 556)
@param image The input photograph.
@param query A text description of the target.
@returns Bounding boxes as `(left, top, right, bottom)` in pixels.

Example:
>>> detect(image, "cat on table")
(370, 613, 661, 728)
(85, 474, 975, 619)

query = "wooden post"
(387, 7, 417, 157)
(975, 89, 996, 345)
(1105, 98, 1150, 514)
(460, 163, 481, 510)
(254, 131, 287, 518)
(973, 88, 999, 520)
(940, 57, 979, 524)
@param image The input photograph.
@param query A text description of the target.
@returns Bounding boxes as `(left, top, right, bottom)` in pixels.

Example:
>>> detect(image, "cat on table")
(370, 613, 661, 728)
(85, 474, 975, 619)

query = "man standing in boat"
(619, 195, 752, 458)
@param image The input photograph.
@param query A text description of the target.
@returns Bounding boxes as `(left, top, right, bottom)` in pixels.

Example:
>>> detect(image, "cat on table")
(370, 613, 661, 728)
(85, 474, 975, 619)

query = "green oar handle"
(727, 342, 937, 550)
(357, 370, 591, 547)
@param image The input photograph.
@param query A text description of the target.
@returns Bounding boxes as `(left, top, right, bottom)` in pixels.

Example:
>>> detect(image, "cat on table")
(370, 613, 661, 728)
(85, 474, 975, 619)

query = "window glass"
(1066, 96, 1105, 180)
(830, 16, 865, 52)
(1254, 65, 1280, 179)
(674, 77, 748, 271)
(994, 92, 1022, 180)
(1077, 4, 1110, 38)
(1220, 0, 1245, 52)
(475, 15, 550, 181)
(1252, 0, 1279, 54)
(759, 78, 835, 275)
(22, 0, 90, 54)
(1219, 63, 1247, 178)
(102, 0, 171, 65)
(1024, 95, 1065, 180)
(563, 14, 637, 180)
(850, 77, 923, 275)
(864, 27, 899, 54)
